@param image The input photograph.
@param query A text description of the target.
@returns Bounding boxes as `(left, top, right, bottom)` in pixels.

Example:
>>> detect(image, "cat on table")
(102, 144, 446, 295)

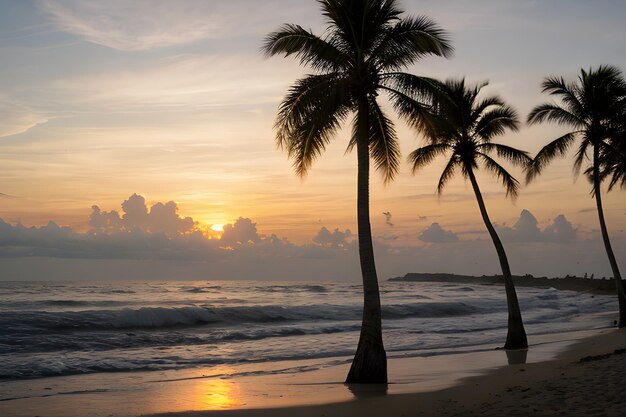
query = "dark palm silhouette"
(527, 66, 626, 327)
(407, 79, 530, 349)
(263, 0, 451, 383)
(588, 91, 626, 192)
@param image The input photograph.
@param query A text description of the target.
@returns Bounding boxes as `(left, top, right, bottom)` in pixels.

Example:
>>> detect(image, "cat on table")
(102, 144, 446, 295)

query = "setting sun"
(210, 224, 225, 232)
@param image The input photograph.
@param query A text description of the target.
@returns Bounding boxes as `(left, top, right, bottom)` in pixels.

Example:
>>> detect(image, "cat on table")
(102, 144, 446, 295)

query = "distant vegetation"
(390, 273, 617, 294)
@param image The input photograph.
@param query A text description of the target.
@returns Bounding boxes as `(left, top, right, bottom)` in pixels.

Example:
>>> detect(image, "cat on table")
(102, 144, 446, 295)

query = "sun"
(210, 224, 224, 232)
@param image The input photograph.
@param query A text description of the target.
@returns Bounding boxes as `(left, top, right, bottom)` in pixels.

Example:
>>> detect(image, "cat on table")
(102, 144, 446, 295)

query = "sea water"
(0, 280, 616, 381)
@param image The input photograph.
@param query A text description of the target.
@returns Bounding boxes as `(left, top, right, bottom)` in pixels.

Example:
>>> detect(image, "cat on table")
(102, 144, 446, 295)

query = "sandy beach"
(143, 328, 626, 417)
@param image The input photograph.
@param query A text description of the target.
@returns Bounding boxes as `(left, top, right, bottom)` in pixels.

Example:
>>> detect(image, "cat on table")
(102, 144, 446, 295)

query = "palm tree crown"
(263, 0, 452, 383)
(263, 0, 452, 182)
(409, 79, 530, 195)
(527, 65, 626, 182)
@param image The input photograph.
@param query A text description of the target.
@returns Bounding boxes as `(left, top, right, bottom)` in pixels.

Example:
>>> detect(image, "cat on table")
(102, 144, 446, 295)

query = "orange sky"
(1, 0, 625, 248)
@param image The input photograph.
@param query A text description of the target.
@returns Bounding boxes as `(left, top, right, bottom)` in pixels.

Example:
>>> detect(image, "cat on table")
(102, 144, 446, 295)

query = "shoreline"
(146, 327, 626, 417)
(2, 325, 620, 417)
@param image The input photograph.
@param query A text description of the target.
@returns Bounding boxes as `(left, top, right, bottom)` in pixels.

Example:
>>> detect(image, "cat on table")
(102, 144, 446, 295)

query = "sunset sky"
(1, 0, 625, 280)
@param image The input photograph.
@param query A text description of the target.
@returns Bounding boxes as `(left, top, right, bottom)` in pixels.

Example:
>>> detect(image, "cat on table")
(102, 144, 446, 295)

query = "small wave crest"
(0, 300, 496, 333)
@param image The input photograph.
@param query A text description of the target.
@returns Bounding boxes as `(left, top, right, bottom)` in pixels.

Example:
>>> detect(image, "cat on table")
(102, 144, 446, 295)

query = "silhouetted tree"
(407, 79, 530, 349)
(263, 0, 451, 382)
(527, 65, 626, 327)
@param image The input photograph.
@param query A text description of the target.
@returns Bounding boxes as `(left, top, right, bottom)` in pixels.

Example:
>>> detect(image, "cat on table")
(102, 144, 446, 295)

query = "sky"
(1, 0, 625, 281)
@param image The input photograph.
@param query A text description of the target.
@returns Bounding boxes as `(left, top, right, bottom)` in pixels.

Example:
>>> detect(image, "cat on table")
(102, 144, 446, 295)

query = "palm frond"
(526, 132, 579, 182)
(470, 96, 505, 120)
(527, 103, 585, 127)
(380, 73, 446, 136)
(473, 105, 520, 141)
(436, 156, 458, 196)
(275, 74, 351, 177)
(367, 98, 401, 183)
(572, 137, 591, 176)
(540, 76, 585, 117)
(408, 143, 451, 173)
(262, 24, 349, 71)
(478, 143, 532, 168)
(275, 73, 347, 148)
(599, 137, 626, 190)
(370, 15, 452, 70)
(478, 153, 521, 198)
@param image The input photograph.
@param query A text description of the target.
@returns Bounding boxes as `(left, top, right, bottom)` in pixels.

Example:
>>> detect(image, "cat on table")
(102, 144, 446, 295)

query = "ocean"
(0, 280, 616, 381)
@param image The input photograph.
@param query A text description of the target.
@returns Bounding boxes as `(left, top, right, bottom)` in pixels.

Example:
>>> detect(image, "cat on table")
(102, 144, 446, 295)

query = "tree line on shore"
(263, 0, 626, 384)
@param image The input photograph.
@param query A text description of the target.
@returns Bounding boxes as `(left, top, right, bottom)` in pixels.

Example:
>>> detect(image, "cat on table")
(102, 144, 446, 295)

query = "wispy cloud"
(0, 100, 48, 138)
(42, 53, 300, 112)
(40, 0, 319, 51)
(41, 0, 224, 51)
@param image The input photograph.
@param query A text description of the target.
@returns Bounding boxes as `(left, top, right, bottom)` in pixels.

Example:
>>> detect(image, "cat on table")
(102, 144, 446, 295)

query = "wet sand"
(146, 328, 626, 417)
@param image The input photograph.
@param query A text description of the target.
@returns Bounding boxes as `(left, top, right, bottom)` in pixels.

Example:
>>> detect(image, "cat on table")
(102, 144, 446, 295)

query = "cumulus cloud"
(418, 223, 459, 243)
(498, 210, 576, 243)
(221, 217, 260, 245)
(313, 227, 353, 248)
(544, 215, 577, 242)
(90, 193, 194, 236)
(0, 197, 621, 281)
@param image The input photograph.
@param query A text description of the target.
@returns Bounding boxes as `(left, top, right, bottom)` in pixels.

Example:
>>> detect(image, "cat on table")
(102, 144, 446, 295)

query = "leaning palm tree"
(527, 66, 626, 327)
(407, 79, 530, 349)
(263, 0, 451, 383)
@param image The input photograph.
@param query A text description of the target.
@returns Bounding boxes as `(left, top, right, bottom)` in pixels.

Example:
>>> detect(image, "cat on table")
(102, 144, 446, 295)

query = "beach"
(1, 280, 623, 417)
(1, 327, 624, 416)
(146, 328, 626, 417)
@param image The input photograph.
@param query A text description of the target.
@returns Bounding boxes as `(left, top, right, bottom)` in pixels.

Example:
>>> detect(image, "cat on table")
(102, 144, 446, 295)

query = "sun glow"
(210, 224, 224, 232)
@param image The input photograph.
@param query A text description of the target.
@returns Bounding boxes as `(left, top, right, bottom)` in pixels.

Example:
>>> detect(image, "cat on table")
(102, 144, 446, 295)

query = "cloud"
(41, 0, 319, 51)
(41, 0, 224, 51)
(543, 215, 577, 242)
(0, 196, 621, 281)
(90, 193, 195, 236)
(313, 227, 353, 248)
(0, 101, 48, 138)
(221, 217, 260, 245)
(497, 210, 576, 243)
(44, 53, 300, 112)
(418, 223, 459, 243)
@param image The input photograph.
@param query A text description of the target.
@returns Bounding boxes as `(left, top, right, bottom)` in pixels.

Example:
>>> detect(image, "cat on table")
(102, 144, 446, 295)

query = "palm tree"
(263, 0, 451, 383)
(527, 66, 626, 327)
(407, 79, 530, 349)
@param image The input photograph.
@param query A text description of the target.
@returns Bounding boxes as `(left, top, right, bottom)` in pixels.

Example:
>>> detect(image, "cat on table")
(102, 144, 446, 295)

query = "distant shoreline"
(389, 273, 617, 294)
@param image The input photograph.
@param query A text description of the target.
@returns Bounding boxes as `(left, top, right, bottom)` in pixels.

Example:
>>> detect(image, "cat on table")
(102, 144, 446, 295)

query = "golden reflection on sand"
(191, 376, 241, 409)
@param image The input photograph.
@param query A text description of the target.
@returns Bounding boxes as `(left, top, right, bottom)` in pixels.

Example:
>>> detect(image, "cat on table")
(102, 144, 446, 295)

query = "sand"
(146, 328, 626, 417)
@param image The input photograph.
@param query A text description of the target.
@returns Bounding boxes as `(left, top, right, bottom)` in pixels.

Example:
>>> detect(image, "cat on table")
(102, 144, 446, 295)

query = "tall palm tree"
(263, 0, 451, 383)
(407, 79, 530, 349)
(527, 65, 626, 327)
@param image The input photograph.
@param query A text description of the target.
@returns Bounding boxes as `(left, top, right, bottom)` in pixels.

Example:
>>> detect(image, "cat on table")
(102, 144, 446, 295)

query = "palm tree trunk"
(593, 146, 626, 327)
(345, 96, 387, 384)
(467, 167, 528, 349)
